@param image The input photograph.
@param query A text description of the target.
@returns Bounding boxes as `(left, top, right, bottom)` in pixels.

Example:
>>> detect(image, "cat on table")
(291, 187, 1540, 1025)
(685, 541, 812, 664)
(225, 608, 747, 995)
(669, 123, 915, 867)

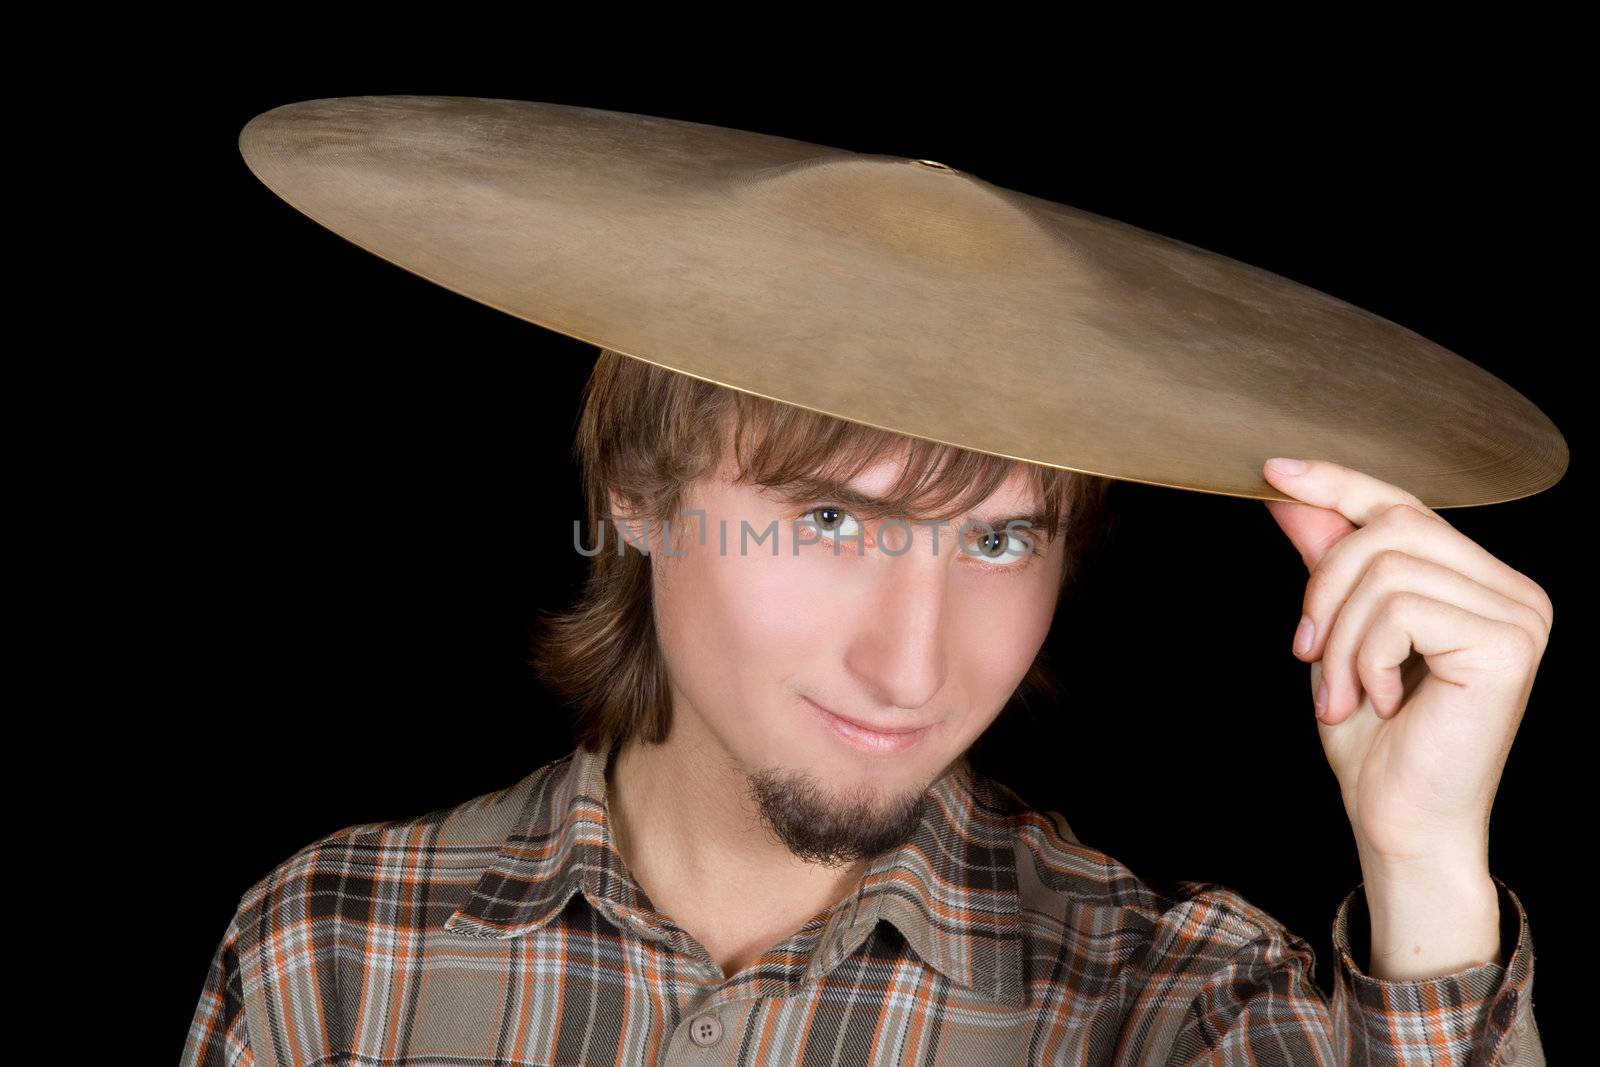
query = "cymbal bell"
(238, 95, 1567, 508)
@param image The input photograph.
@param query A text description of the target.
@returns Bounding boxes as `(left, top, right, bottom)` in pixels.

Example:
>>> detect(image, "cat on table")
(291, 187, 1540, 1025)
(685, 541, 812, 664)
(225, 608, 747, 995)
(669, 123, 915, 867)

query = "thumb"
(1263, 497, 1357, 573)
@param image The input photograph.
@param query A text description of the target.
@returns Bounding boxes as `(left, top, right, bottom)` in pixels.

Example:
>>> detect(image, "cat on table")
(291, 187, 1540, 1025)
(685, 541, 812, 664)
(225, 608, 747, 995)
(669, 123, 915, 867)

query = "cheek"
(655, 537, 839, 676)
(950, 567, 1062, 692)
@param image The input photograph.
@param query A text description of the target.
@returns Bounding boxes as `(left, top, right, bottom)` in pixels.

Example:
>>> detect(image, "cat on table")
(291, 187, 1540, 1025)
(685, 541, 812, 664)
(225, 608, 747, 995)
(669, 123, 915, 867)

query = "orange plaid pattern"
(182, 743, 1541, 1064)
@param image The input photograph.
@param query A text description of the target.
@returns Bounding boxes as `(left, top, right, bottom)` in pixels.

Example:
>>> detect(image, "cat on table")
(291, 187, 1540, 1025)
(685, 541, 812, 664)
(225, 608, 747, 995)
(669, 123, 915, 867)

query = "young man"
(182, 349, 1547, 1066)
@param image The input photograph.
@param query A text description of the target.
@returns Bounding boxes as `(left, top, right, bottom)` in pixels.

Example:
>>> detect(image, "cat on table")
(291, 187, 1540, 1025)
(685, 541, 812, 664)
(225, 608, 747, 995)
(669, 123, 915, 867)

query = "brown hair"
(531, 349, 1117, 759)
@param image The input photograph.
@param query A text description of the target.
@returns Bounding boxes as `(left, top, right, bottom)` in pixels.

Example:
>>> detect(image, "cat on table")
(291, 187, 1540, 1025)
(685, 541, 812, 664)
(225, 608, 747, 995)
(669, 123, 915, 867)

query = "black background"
(153, 42, 1581, 1059)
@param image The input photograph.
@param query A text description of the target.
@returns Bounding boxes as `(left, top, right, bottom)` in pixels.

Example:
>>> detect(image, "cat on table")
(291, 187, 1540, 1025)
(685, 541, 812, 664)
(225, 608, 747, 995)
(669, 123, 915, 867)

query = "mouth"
(800, 695, 934, 755)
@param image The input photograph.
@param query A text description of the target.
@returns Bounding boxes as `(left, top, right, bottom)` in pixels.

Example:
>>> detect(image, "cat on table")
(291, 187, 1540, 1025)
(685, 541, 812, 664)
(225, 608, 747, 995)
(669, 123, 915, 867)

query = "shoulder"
(226, 753, 576, 960)
(974, 773, 1311, 976)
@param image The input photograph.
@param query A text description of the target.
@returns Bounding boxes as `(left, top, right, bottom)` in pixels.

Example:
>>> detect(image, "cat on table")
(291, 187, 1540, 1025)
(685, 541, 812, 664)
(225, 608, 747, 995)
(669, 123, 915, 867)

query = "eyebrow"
(779, 478, 1057, 535)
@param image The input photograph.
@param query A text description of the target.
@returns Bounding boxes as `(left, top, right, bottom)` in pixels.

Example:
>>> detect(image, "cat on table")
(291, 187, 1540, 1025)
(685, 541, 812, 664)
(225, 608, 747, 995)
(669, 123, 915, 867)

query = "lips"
(801, 695, 934, 754)
(824, 708, 931, 734)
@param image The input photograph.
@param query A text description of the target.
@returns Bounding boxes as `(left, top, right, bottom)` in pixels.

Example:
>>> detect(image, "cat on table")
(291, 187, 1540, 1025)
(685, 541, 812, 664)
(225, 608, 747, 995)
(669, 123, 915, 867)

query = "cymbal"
(238, 95, 1566, 508)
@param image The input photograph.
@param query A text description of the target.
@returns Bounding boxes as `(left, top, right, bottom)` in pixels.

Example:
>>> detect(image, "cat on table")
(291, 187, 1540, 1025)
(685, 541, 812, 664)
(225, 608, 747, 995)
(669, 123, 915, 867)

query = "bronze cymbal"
(238, 95, 1567, 508)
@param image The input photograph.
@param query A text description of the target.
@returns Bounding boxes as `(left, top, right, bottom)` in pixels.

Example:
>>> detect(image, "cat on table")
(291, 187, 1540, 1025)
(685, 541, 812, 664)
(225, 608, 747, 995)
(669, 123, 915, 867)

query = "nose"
(841, 539, 950, 712)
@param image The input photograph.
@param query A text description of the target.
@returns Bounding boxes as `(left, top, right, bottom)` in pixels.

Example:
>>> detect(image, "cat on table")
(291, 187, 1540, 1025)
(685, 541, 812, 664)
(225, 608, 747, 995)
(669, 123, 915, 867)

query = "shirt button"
(689, 1013, 724, 1047)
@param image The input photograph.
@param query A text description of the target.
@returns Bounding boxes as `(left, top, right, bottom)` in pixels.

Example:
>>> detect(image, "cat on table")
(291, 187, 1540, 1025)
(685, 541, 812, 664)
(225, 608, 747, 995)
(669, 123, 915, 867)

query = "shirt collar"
(444, 742, 1025, 1007)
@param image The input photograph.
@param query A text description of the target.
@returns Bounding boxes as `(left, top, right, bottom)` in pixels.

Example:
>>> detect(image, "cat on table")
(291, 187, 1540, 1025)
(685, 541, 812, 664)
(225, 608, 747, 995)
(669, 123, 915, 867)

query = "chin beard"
(741, 763, 944, 867)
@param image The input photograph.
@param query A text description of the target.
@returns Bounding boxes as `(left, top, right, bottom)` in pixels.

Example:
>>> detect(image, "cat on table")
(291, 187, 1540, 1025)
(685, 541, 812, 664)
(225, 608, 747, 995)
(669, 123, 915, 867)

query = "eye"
(795, 506, 1045, 572)
(966, 525, 1037, 568)
(802, 505, 864, 542)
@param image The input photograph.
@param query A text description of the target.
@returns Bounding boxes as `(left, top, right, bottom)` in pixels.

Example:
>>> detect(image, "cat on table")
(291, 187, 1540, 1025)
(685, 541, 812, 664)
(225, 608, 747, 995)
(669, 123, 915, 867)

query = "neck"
(603, 713, 871, 976)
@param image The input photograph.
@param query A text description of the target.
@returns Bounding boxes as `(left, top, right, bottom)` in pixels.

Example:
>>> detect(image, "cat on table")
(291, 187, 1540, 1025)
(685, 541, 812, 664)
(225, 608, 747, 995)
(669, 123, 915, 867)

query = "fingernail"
(1292, 615, 1314, 657)
(1267, 457, 1308, 476)
(1314, 678, 1328, 718)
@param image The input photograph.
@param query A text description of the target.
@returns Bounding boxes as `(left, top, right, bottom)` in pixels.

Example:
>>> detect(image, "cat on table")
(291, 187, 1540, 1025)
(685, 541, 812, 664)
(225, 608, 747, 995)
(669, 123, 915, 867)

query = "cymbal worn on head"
(238, 95, 1567, 508)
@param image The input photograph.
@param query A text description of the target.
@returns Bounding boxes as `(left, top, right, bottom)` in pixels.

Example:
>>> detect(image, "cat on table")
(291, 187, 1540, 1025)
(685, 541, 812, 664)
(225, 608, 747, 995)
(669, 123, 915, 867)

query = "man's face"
(635, 446, 1068, 868)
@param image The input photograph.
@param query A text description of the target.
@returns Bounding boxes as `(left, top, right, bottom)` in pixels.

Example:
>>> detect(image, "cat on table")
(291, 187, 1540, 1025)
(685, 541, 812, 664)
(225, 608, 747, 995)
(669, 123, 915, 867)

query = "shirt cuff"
(1331, 873, 1538, 1065)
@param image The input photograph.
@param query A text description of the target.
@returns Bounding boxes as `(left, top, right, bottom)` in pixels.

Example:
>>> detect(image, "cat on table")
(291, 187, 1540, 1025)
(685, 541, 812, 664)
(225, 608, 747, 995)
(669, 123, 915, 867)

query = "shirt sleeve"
(1161, 874, 1540, 1066)
(179, 901, 256, 1067)
(1328, 873, 1541, 1066)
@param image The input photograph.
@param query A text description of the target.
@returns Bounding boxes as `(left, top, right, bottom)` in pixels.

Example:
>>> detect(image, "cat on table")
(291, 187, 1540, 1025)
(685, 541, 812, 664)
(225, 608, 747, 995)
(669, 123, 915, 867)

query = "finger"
(1319, 591, 1539, 725)
(1263, 457, 1442, 526)
(1294, 502, 1553, 664)
(1353, 614, 1416, 722)
(1316, 551, 1552, 721)
(1351, 595, 1532, 724)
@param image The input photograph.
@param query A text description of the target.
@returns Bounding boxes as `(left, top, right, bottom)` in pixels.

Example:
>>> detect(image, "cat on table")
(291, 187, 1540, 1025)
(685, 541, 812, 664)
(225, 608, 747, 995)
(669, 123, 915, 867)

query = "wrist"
(1358, 864, 1501, 980)
(1354, 827, 1489, 883)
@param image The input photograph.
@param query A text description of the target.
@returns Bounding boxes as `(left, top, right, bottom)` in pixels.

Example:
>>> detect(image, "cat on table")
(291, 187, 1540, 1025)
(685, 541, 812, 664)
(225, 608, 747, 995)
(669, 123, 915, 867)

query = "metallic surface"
(238, 95, 1567, 507)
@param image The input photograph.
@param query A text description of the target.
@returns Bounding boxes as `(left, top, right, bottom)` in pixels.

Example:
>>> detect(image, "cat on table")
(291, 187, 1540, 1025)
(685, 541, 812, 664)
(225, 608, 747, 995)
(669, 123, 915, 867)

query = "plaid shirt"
(182, 742, 1542, 1065)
